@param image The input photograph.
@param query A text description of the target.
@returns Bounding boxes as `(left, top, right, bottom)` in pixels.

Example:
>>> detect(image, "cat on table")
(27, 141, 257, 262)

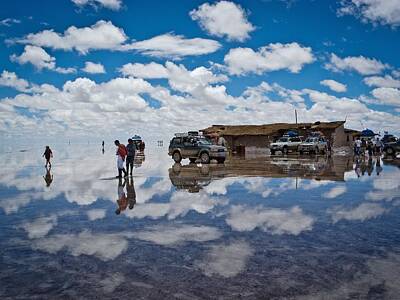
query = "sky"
(0, 0, 399, 142)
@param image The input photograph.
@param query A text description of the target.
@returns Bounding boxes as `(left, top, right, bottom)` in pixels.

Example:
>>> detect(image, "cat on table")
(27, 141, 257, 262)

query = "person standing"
(114, 140, 127, 178)
(126, 138, 136, 176)
(43, 146, 53, 168)
(355, 138, 362, 156)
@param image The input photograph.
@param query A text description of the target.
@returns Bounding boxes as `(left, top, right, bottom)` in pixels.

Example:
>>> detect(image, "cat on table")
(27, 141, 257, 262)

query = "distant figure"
(43, 166, 53, 187)
(139, 141, 145, 152)
(102, 140, 105, 148)
(43, 146, 53, 168)
(375, 138, 382, 155)
(354, 138, 362, 156)
(126, 177, 136, 210)
(102, 140, 105, 154)
(114, 140, 127, 178)
(115, 178, 127, 215)
(217, 136, 227, 147)
(126, 138, 137, 176)
(367, 157, 374, 176)
(367, 140, 373, 157)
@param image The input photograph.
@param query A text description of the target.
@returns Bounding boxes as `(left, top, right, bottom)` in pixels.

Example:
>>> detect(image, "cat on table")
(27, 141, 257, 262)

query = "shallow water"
(0, 144, 400, 299)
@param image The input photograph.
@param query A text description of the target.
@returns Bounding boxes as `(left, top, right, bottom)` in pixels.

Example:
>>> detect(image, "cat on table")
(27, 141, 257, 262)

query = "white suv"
(298, 137, 327, 154)
(270, 136, 303, 155)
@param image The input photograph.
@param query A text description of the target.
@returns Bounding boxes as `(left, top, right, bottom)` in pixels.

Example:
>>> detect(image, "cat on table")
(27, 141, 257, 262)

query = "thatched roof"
(201, 121, 345, 136)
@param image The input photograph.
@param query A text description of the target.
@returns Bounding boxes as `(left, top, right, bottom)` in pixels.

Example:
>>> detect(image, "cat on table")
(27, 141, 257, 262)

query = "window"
(346, 135, 349, 142)
(291, 137, 301, 142)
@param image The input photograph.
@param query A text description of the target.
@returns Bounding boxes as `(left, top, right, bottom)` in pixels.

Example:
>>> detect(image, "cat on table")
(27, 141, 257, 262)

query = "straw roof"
(202, 121, 345, 136)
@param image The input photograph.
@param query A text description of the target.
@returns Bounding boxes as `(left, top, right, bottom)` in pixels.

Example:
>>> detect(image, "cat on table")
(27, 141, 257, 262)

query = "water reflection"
(0, 145, 400, 298)
(169, 155, 353, 192)
(43, 166, 53, 187)
(115, 177, 136, 215)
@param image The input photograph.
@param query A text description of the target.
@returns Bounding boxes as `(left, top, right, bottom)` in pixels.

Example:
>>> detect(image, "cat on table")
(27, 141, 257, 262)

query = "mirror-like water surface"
(1, 144, 399, 299)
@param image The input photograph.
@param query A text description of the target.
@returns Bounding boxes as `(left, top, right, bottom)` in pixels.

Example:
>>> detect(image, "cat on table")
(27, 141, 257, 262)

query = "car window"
(278, 138, 288, 142)
(291, 137, 301, 142)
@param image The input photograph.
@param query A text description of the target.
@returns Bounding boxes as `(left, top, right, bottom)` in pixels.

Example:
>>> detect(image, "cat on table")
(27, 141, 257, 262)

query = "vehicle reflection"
(169, 155, 353, 192)
(133, 152, 145, 168)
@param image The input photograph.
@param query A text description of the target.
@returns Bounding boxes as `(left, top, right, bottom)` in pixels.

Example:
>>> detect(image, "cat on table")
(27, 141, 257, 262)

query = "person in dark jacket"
(43, 146, 53, 168)
(126, 138, 137, 176)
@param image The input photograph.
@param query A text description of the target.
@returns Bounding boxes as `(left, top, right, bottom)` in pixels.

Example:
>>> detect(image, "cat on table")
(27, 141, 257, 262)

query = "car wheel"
(283, 147, 288, 155)
(299, 150, 303, 155)
(217, 158, 225, 164)
(189, 158, 197, 163)
(173, 151, 182, 163)
(386, 147, 394, 155)
(200, 152, 210, 164)
(270, 150, 275, 155)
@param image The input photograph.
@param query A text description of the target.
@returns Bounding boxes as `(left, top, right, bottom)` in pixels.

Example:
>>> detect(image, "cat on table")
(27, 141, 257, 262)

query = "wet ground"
(0, 144, 400, 299)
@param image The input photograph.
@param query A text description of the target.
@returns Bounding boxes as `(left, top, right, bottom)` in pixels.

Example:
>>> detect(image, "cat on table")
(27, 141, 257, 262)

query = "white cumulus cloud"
(0, 70, 30, 92)
(71, 0, 122, 10)
(190, 1, 255, 41)
(224, 42, 314, 75)
(364, 75, 400, 88)
(320, 79, 347, 92)
(325, 53, 388, 75)
(82, 61, 106, 74)
(10, 45, 76, 74)
(338, 0, 400, 27)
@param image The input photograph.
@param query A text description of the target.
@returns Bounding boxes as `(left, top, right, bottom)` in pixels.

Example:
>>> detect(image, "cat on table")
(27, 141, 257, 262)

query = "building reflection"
(169, 156, 353, 192)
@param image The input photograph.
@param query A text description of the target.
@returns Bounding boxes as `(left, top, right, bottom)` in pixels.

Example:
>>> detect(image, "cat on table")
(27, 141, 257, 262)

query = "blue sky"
(0, 0, 399, 140)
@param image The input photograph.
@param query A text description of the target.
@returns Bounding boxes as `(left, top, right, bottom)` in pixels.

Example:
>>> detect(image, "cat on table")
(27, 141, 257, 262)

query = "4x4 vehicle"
(270, 136, 302, 155)
(168, 134, 227, 164)
(383, 140, 400, 156)
(298, 136, 327, 154)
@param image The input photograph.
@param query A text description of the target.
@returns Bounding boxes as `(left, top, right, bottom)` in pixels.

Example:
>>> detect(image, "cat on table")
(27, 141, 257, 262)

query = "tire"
(386, 147, 394, 155)
(270, 150, 275, 155)
(200, 152, 210, 164)
(189, 158, 197, 163)
(283, 147, 288, 155)
(299, 150, 303, 155)
(217, 158, 225, 164)
(172, 151, 182, 163)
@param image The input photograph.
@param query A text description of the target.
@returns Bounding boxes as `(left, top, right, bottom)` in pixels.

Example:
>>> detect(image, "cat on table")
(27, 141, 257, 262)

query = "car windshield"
(278, 138, 288, 142)
(305, 137, 317, 143)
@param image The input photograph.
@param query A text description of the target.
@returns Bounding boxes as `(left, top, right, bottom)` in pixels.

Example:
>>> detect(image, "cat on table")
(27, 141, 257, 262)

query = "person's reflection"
(115, 177, 136, 215)
(354, 157, 361, 178)
(376, 157, 383, 176)
(126, 177, 136, 210)
(360, 157, 367, 176)
(115, 178, 127, 215)
(367, 157, 374, 176)
(43, 166, 53, 187)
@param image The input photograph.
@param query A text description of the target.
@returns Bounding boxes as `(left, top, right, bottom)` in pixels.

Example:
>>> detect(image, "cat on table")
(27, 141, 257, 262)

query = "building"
(201, 121, 359, 152)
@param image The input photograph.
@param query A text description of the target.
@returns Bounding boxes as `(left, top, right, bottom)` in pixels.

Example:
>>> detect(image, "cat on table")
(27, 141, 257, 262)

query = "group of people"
(114, 139, 138, 178)
(353, 137, 383, 156)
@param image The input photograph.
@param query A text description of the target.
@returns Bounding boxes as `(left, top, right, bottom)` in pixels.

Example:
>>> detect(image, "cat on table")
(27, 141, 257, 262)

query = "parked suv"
(168, 134, 227, 164)
(298, 136, 327, 154)
(383, 140, 400, 156)
(270, 136, 302, 155)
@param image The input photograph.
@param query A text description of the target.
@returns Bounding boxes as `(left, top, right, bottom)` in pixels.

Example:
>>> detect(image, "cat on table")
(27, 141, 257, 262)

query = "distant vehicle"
(381, 134, 397, 145)
(298, 136, 327, 154)
(131, 135, 142, 149)
(270, 136, 302, 155)
(168, 133, 227, 164)
(383, 140, 400, 156)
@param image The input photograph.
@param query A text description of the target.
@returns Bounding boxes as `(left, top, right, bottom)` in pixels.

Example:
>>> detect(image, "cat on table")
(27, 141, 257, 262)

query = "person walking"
(114, 140, 127, 178)
(43, 146, 53, 168)
(126, 138, 136, 176)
